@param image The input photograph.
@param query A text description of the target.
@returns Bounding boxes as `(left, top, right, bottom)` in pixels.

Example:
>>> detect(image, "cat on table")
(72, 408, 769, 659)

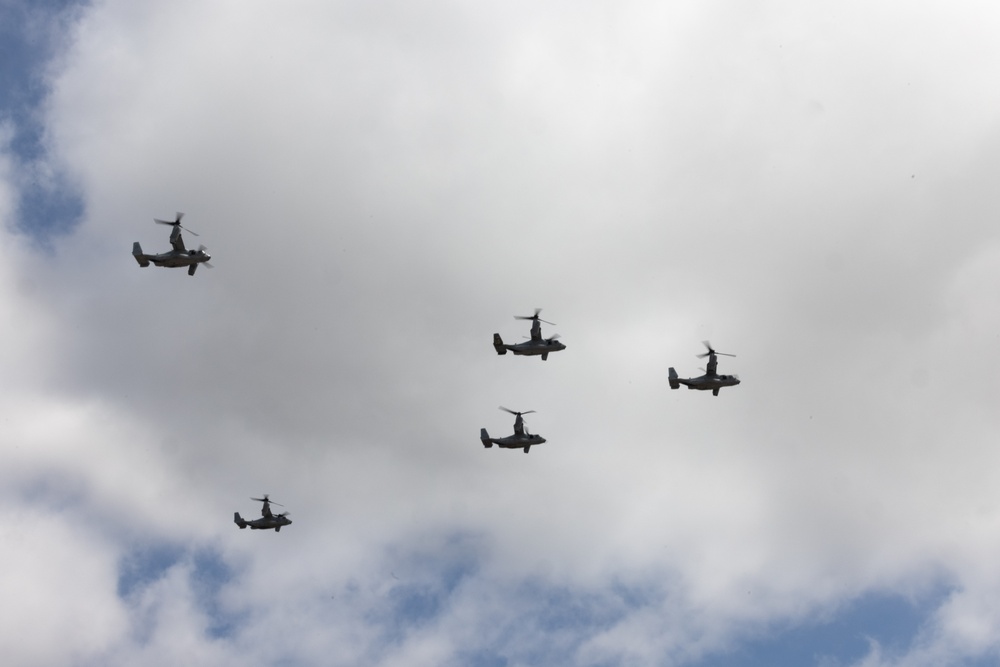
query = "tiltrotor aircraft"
(234, 495, 292, 532)
(669, 341, 741, 396)
(493, 309, 566, 360)
(480, 406, 547, 453)
(133, 213, 212, 276)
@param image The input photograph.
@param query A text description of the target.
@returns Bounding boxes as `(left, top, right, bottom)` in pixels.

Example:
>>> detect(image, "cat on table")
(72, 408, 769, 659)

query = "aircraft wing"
(169, 226, 186, 252)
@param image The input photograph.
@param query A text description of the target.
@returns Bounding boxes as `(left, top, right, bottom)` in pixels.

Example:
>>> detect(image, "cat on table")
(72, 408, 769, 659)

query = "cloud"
(3, 0, 1000, 665)
(0, 506, 127, 666)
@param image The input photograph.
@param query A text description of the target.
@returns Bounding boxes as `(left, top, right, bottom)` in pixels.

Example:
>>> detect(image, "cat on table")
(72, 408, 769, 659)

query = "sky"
(2, 0, 1000, 665)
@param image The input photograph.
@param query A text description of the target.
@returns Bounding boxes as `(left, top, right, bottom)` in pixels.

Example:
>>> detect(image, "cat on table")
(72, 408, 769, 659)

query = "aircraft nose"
(538, 437, 546, 443)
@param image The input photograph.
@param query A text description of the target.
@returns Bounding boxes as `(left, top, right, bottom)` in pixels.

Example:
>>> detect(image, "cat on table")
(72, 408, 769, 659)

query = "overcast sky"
(2, 1, 1000, 665)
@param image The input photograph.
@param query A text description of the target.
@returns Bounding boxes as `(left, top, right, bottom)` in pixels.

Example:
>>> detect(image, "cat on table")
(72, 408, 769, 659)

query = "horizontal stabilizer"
(668, 367, 679, 390)
(492, 333, 507, 355)
(480, 428, 492, 448)
(234, 512, 247, 528)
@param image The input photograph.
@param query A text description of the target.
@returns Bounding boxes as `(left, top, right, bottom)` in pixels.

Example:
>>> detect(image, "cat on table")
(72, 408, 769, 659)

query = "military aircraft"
(480, 406, 547, 453)
(493, 309, 566, 360)
(133, 213, 212, 276)
(669, 341, 741, 396)
(234, 495, 292, 532)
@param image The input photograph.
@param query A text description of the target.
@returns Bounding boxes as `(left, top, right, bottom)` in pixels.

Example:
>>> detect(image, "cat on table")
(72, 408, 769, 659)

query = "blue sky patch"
(521, 582, 626, 634)
(117, 541, 184, 599)
(0, 0, 86, 240)
(692, 589, 948, 667)
(372, 531, 484, 643)
(118, 543, 244, 639)
(189, 548, 243, 639)
(456, 649, 509, 667)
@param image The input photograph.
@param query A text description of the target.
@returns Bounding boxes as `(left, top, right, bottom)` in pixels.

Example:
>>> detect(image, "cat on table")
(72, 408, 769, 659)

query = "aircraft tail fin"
(132, 242, 149, 267)
(480, 428, 492, 448)
(668, 367, 680, 390)
(234, 512, 247, 529)
(492, 333, 507, 355)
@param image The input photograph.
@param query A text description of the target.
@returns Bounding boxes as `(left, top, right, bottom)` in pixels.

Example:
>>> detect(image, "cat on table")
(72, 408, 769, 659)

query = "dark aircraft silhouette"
(669, 341, 741, 396)
(234, 495, 292, 532)
(480, 407, 547, 453)
(493, 309, 566, 361)
(133, 213, 212, 276)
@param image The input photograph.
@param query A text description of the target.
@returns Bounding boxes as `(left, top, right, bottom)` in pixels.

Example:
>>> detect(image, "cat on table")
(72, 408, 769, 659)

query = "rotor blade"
(276, 511, 290, 517)
(195, 245, 212, 267)
(251, 496, 283, 506)
(498, 406, 536, 416)
(154, 212, 186, 226)
(545, 334, 560, 341)
(202, 262, 214, 269)
(154, 213, 199, 236)
(514, 309, 555, 325)
(697, 340, 735, 358)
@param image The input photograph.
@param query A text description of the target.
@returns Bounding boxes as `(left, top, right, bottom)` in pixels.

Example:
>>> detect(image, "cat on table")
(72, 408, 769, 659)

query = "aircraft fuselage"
(140, 250, 209, 268)
(493, 333, 565, 360)
(480, 427, 546, 453)
(675, 375, 741, 390)
(506, 341, 565, 356)
(234, 512, 291, 531)
(488, 434, 546, 448)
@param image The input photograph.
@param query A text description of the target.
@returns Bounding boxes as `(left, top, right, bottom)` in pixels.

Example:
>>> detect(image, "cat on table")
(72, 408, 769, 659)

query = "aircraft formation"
(131, 216, 741, 530)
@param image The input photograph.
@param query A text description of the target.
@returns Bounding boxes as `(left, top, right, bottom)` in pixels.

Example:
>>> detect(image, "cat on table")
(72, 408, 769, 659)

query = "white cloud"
(3, 0, 1000, 665)
(0, 507, 127, 666)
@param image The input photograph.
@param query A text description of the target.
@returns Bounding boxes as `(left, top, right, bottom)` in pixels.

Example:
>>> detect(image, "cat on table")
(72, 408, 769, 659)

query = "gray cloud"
(2, 0, 1000, 665)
